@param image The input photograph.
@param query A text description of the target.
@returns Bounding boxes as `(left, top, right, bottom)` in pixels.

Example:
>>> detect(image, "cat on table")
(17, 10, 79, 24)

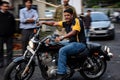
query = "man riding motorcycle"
(39, 8, 86, 80)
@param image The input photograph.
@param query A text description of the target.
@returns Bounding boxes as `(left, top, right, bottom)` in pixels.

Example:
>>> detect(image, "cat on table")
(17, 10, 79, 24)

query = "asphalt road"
(0, 23, 120, 80)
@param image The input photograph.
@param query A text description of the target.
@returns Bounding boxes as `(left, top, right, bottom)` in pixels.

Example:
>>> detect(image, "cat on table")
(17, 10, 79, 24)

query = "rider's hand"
(36, 21, 44, 26)
(36, 22, 40, 26)
(55, 37, 61, 42)
(55, 36, 64, 42)
(45, 39, 50, 44)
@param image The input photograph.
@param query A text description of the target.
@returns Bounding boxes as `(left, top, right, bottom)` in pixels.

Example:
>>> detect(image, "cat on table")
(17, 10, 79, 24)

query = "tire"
(109, 30, 115, 40)
(80, 57, 107, 80)
(4, 60, 35, 80)
(110, 34, 115, 40)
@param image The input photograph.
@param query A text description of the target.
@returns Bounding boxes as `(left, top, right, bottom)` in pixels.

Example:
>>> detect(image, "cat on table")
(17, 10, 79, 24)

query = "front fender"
(13, 56, 36, 65)
(13, 56, 26, 63)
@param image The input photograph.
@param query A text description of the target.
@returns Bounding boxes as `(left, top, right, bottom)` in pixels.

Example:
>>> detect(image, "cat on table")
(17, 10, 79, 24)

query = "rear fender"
(99, 50, 111, 61)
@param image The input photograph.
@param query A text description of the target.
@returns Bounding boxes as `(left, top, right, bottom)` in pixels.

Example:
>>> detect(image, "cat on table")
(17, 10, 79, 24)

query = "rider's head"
(63, 8, 74, 22)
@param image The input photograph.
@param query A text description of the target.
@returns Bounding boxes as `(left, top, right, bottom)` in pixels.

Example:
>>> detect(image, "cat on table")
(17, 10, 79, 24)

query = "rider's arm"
(39, 21, 63, 27)
(41, 21, 55, 26)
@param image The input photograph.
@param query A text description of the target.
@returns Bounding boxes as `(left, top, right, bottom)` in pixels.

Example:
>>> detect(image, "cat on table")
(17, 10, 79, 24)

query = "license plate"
(95, 30, 107, 33)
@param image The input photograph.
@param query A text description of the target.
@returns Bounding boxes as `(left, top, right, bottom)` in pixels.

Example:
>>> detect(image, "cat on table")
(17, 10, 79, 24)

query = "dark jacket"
(63, 18, 86, 43)
(0, 11, 16, 37)
(83, 15, 92, 29)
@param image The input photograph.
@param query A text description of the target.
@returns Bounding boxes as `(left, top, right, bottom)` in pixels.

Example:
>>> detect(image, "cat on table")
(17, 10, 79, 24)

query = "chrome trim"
(27, 46, 35, 55)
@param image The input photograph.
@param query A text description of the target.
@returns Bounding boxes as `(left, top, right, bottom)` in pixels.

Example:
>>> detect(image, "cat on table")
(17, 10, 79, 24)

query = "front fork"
(36, 53, 49, 79)
(21, 49, 36, 77)
(24, 46, 49, 79)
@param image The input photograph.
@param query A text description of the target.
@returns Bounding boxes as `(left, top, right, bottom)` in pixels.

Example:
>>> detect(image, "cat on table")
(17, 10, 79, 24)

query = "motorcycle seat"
(87, 42, 101, 50)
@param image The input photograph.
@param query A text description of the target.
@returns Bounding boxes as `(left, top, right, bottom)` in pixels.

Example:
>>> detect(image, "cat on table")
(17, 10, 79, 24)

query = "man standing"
(53, 0, 77, 36)
(84, 10, 92, 42)
(39, 8, 86, 80)
(0, 1, 16, 67)
(19, 0, 38, 54)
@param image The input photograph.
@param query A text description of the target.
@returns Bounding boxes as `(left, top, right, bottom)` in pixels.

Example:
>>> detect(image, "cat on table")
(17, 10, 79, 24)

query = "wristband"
(60, 36, 64, 40)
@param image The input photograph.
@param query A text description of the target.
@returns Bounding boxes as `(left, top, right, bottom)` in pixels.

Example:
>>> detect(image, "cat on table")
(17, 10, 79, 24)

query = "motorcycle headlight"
(29, 41, 34, 49)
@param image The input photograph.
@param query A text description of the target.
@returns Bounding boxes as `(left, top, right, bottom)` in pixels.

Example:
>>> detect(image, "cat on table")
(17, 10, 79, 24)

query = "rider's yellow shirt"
(58, 18, 81, 32)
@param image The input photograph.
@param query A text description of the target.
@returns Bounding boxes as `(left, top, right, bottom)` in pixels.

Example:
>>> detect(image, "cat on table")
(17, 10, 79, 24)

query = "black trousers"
(0, 36, 13, 62)
(21, 29, 34, 54)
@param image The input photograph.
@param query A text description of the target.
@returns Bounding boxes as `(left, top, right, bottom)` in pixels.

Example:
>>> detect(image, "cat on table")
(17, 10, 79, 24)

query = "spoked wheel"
(80, 57, 107, 80)
(4, 61, 35, 80)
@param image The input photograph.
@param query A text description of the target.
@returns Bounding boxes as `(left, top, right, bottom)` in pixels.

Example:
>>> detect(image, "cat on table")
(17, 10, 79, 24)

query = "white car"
(89, 12, 115, 39)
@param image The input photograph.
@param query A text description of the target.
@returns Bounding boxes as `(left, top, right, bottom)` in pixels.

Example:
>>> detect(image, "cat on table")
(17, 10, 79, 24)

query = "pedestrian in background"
(53, 0, 77, 36)
(0, 1, 16, 67)
(19, 0, 38, 54)
(84, 10, 92, 42)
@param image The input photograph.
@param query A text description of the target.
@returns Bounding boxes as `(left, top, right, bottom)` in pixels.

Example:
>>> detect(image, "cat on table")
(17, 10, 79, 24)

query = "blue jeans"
(85, 29, 90, 42)
(57, 42, 86, 74)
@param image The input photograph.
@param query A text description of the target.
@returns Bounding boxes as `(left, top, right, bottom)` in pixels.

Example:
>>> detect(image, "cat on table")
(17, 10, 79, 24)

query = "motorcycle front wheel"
(80, 57, 107, 80)
(4, 61, 35, 80)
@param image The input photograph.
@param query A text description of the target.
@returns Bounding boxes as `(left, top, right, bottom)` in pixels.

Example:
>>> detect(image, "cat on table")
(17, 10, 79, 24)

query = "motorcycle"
(4, 26, 113, 80)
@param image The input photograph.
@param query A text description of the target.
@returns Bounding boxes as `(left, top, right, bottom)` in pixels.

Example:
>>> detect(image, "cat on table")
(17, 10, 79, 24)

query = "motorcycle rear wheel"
(4, 61, 35, 80)
(80, 57, 107, 80)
